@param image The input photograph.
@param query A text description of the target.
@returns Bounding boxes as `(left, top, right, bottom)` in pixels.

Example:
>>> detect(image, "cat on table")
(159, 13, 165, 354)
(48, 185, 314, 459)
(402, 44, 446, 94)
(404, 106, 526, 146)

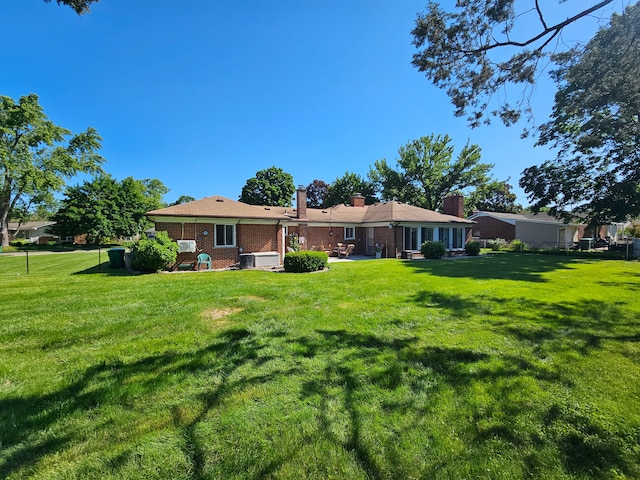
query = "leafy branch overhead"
(411, 0, 621, 127)
(43, 0, 101, 14)
(520, 3, 640, 225)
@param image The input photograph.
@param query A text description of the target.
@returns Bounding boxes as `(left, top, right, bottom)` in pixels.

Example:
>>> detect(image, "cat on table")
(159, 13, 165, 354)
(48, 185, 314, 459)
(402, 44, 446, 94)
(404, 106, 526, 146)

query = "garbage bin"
(579, 238, 593, 251)
(108, 247, 126, 268)
(124, 251, 134, 270)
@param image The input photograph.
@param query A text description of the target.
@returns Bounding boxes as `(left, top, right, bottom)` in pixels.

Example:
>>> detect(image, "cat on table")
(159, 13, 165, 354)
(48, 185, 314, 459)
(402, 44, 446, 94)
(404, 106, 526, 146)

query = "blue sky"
(1, 0, 619, 206)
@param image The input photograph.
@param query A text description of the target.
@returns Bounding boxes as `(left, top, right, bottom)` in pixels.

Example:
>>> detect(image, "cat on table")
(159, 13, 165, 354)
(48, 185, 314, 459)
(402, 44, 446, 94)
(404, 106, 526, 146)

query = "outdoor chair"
(196, 253, 212, 270)
(338, 244, 355, 259)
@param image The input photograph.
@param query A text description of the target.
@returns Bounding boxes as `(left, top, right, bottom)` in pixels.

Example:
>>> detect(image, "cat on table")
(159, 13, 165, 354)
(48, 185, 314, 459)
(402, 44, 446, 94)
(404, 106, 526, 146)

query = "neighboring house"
(8, 221, 58, 244)
(146, 189, 474, 270)
(467, 211, 585, 248)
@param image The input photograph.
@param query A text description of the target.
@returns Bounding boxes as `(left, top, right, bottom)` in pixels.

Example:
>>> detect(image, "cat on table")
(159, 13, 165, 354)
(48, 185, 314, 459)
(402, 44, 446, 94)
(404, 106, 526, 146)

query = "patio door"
(366, 227, 374, 255)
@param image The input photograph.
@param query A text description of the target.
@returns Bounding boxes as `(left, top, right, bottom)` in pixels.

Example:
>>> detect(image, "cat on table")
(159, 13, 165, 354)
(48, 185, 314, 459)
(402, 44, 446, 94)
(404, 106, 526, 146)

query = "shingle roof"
(146, 196, 288, 220)
(468, 211, 579, 225)
(147, 197, 473, 225)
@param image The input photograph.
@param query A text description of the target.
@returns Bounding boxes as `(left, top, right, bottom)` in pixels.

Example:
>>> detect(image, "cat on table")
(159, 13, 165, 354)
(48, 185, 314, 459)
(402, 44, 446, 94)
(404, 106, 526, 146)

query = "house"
(7, 221, 58, 244)
(146, 189, 474, 270)
(467, 211, 585, 248)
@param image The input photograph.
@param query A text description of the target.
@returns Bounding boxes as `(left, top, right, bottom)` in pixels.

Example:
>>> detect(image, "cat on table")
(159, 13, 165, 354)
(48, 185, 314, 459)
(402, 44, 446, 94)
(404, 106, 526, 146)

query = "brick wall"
(156, 221, 283, 270)
(472, 216, 515, 240)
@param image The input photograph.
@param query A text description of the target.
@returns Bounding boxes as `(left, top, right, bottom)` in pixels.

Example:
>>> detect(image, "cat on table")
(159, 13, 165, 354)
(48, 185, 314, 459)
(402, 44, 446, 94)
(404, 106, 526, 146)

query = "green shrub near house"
(465, 240, 481, 256)
(420, 240, 446, 259)
(130, 231, 178, 272)
(284, 251, 328, 272)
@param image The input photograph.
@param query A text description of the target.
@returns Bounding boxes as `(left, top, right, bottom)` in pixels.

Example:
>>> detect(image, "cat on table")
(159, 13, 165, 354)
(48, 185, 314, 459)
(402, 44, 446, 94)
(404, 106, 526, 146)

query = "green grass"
(1, 252, 639, 479)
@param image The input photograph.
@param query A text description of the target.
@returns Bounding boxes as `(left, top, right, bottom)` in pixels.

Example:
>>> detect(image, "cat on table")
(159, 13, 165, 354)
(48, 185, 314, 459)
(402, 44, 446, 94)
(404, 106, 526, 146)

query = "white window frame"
(344, 226, 356, 240)
(215, 224, 236, 247)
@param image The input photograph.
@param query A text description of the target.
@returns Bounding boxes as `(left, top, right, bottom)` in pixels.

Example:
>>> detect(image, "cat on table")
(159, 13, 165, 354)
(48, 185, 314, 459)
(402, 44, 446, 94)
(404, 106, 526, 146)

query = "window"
(344, 226, 355, 240)
(421, 227, 434, 243)
(215, 224, 235, 247)
(405, 227, 435, 250)
(439, 227, 450, 248)
(452, 227, 464, 248)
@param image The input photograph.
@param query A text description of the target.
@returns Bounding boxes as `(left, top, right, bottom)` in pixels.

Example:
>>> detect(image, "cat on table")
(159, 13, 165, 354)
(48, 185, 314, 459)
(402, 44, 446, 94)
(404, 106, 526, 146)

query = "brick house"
(146, 189, 474, 270)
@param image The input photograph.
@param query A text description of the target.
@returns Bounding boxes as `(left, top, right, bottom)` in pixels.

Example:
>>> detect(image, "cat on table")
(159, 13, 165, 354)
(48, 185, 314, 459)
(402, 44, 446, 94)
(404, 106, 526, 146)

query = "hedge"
(284, 251, 328, 273)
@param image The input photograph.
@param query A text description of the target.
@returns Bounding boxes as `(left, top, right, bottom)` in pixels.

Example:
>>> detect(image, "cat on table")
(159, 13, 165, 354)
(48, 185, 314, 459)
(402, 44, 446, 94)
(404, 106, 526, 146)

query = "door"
(366, 227, 374, 255)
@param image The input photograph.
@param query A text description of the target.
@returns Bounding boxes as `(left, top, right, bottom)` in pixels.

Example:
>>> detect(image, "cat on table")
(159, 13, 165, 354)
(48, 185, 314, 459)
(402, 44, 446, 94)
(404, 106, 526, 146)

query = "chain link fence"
(0, 247, 114, 276)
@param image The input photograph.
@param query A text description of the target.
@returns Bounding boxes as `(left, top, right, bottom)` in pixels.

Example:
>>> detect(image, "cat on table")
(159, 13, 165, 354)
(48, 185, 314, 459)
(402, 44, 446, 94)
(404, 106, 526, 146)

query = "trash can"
(124, 251, 134, 270)
(108, 247, 126, 268)
(579, 238, 593, 251)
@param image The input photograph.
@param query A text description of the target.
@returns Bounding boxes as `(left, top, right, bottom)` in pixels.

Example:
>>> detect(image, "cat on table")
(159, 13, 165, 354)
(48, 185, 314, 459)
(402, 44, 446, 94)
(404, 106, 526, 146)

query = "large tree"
(306, 179, 329, 208)
(465, 179, 522, 216)
(239, 166, 295, 207)
(411, 1, 624, 127)
(0, 94, 104, 247)
(323, 172, 377, 207)
(520, 4, 640, 225)
(51, 175, 167, 244)
(369, 134, 492, 211)
(43, 0, 101, 14)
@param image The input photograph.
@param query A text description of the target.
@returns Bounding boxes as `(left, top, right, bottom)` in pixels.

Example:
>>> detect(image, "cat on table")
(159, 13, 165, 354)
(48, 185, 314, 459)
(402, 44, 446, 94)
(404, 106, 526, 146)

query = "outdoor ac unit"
(177, 240, 196, 253)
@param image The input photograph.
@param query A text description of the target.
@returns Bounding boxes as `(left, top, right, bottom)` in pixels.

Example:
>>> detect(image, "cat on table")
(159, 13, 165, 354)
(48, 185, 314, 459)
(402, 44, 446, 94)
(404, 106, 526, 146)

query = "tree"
(520, 4, 640, 225)
(170, 195, 196, 206)
(43, 0, 101, 14)
(0, 94, 104, 247)
(306, 179, 329, 208)
(324, 172, 377, 207)
(239, 166, 295, 207)
(369, 134, 492, 211)
(465, 179, 522, 215)
(51, 175, 167, 244)
(411, 1, 622, 127)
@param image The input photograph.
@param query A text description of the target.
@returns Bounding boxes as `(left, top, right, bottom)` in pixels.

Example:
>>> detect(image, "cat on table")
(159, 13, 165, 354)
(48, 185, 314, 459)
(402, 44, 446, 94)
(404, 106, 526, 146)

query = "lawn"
(1, 252, 639, 479)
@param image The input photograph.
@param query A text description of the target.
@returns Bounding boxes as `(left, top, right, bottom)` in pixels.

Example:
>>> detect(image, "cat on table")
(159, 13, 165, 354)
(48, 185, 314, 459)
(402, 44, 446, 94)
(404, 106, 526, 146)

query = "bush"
(465, 241, 481, 256)
(420, 241, 446, 259)
(508, 239, 528, 252)
(487, 238, 507, 251)
(284, 251, 328, 273)
(131, 231, 178, 273)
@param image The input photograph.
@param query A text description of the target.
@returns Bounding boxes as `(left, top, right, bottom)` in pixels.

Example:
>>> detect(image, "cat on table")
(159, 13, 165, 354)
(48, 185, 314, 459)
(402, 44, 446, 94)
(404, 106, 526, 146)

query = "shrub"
(487, 238, 507, 251)
(465, 241, 481, 256)
(131, 231, 178, 273)
(420, 241, 446, 259)
(508, 239, 528, 252)
(284, 251, 328, 273)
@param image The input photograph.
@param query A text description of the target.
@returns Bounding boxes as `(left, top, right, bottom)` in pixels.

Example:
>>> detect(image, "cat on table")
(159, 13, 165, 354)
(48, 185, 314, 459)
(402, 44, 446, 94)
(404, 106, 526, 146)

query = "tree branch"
(458, 0, 615, 54)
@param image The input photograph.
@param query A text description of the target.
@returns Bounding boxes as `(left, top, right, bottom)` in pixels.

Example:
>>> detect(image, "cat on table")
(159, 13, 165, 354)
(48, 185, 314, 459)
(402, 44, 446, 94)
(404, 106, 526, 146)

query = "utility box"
(239, 252, 280, 269)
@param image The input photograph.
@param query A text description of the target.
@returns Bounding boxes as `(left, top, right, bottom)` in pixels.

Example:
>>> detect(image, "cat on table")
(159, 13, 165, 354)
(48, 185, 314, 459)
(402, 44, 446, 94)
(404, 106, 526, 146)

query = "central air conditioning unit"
(177, 240, 197, 253)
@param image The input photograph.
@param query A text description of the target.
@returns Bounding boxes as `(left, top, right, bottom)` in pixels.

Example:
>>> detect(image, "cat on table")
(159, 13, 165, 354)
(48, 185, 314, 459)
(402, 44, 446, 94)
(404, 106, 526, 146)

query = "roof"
(147, 196, 473, 225)
(467, 211, 580, 226)
(146, 196, 289, 220)
(7, 221, 56, 231)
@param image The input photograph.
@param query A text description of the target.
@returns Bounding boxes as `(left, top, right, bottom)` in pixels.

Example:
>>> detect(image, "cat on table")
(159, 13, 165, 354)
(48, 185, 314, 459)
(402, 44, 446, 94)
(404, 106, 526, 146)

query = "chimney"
(296, 186, 307, 219)
(350, 193, 365, 208)
(443, 194, 464, 218)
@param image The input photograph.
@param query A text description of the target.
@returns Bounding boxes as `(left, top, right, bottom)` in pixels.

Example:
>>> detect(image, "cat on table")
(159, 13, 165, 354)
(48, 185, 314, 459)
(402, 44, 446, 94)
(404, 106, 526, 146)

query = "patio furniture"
(196, 253, 212, 270)
(338, 244, 355, 258)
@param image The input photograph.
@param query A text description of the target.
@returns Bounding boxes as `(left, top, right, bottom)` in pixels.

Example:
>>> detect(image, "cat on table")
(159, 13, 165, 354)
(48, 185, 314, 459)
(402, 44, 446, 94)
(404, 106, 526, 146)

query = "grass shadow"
(404, 253, 580, 282)
(0, 327, 285, 479)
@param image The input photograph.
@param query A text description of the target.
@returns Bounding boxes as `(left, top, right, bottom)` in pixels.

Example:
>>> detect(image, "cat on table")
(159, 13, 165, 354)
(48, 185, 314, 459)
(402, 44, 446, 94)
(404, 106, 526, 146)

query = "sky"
(1, 0, 626, 206)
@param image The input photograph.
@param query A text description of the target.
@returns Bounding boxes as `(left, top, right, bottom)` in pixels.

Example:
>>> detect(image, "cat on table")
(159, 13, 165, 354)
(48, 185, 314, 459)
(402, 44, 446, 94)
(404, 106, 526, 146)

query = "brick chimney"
(296, 186, 307, 219)
(443, 194, 464, 218)
(350, 193, 365, 207)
